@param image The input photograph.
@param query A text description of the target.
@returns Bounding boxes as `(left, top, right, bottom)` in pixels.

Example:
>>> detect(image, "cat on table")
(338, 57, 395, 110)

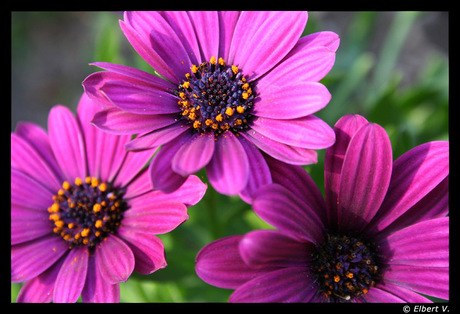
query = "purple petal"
(206, 131, 249, 195)
(367, 141, 449, 236)
(195, 235, 271, 289)
(379, 217, 448, 267)
(383, 264, 449, 300)
(53, 246, 89, 303)
(237, 136, 272, 204)
(242, 131, 318, 165)
(301, 31, 340, 53)
(48, 105, 87, 182)
(364, 281, 432, 303)
(250, 115, 336, 149)
(228, 11, 308, 81)
(95, 235, 135, 284)
(16, 257, 65, 303)
(149, 133, 191, 193)
(188, 11, 220, 62)
(11, 133, 62, 192)
(92, 107, 177, 135)
(82, 255, 120, 303)
(337, 123, 393, 233)
(217, 11, 241, 60)
(239, 230, 314, 268)
(229, 267, 317, 303)
(11, 234, 69, 283)
(112, 146, 156, 189)
(324, 114, 369, 229)
(117, 227, 167, 275)
(360, 286, 410, 302)
(252, 184, 325, 245)
(125, 123, 189, 151)
(253, 82, 331, 119)
(172, 132, 215, 176)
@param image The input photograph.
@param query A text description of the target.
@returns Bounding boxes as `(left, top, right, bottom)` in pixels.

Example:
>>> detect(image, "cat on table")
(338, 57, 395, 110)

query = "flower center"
(311, 233, 381, 302)
(48, 177, 128, 249)
(176, 56, 255, 137)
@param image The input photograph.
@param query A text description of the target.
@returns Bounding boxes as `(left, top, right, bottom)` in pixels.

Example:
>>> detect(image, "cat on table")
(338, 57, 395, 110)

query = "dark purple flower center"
(176, 56, 256, 137)
(48, 177, 128, 249)
(311, 233, 381, 302)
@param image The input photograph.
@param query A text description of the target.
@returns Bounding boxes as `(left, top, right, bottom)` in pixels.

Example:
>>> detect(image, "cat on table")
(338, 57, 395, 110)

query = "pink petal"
(206, 131, 249, 195)
(125, 123, 189, 151)
(171, 132, 215, 176)
(337, 123, 393, 233)
(48, 105, 87, 182)
(364, 281, 432, 303)
(229, 11, 308, 81)
(188, 11, 220, 62)
(82, 255, 120, 303)
(217, 11, 241, 60)
(95, 234, 135, 284)
(53, 247, 89, 303)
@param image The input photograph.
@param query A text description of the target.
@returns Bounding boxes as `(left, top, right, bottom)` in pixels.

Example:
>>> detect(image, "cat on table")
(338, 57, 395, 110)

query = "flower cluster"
(12, 11, 448, 303)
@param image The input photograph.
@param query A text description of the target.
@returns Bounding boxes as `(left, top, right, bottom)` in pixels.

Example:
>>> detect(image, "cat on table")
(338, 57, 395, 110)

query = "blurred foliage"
(11, 11, 448, 303)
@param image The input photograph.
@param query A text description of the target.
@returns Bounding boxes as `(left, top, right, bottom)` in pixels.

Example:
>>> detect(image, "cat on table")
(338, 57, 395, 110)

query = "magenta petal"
(379, 217, 448, 267)
(172, 132, 215, 176)
(364, 281, 432, 303)
(324, 114, 369, 229)
(229, 267, 317, 303)
(125, 123, 189, 151)
(250, 115, 336, 149)
(122, 197, 188, 234)
(117, 227, 167, 274)
(207, 131, 249, 195)
(48, 105, 87, 181)
(82, 255, 120, 303)
(367, 141, 449, 235)
(337, 123, 393, 232)
(53, 247, 89, 303)
(11, 234, 69, 283)
(229, 11, 308, 81)
(95, 234, 135, 284)
(239, 230, 314, 268)
(188, 11, 220, 61)
(253, 82, 331, 119)
(195, 235, 271, 289)
(383, 264, 449, 300)
(217, 11, 241, 60)
(252, 184, 325, 245)
(112, 147, 156, 190)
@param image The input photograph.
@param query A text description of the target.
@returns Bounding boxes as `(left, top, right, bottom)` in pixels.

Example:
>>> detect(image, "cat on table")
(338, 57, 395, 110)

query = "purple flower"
(83, 11, 339, 196)
(11, 94, 207, 303)
(195, 114, 449, 302)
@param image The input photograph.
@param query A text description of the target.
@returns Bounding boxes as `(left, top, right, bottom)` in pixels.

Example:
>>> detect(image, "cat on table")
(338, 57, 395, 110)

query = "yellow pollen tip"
(218, 57, 225, 66)
(49, 214, 60, 221)
(81, 228, 90, 238)
(191, 64, 198, 73)
(346, 272, 354, 279)
(91, 177, 99, 188)
(85, 176, 92, 184)
(225, 107, 234, 116)
(215, 114, 223, 122)
(48, 203, 60, 213)
(193, 121, 202, 129)
(98, 182, 107, 192)
(237, 106, 245, 114)
(68, 223, 75, 229)
(242, 83, 249, 90)
(58, 189, 65, 196)
(231, 65, 238, 74)
(210, 56, 217, 64)
(93, 203, 102, 213)
(334, 275, 341, 282)
(62, 181, 71, 190)
(242, 92, 249, 100)
(54, 220, 64, 228)
(182, 81, 190, 89)
(75, 177, 83, 186)
(95, 220, 103, 228)
(205, 119, 213, 126)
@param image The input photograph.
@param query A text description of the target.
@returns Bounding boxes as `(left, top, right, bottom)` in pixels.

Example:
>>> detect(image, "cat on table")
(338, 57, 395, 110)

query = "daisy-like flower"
(195, 114, 449, 302)
(11, 94, 207, 303)
(83, 11, 339, 196)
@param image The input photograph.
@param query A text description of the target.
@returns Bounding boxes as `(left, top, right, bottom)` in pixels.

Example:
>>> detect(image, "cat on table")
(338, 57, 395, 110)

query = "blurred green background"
(11, 11, 448, 302)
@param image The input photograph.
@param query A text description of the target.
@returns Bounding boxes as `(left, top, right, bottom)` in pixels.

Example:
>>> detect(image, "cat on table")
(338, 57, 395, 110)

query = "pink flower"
(83, 11, 339, 196)
(195, 114, 449, 302)
(11, 94, 207, 302)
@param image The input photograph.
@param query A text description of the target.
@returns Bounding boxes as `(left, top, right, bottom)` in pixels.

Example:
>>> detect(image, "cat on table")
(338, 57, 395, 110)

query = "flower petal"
(367, 141, 449, 236)
(250, 115, 336, 149)
(172, 132, 215, 176)
(188, 11, 220, 62)
(125, 122, 189, 151)
(379, 217, 449, 267)
(11, 234, 69, 283)
(252, 184, 325, 244)
(95, 234, 135, 284)
(82, 255, 120, 303)
(364, 281, 432, 303)
(217, 11, 241, 60)
(122, 198, 188, 234)
(117, 227, 167, 275)
(53, 246, 89, 303)
(229, 11, 308, 81)
(195, 235, 271, 289)
(48, 105, 87, 182)
(206, 131, 249, 195)
(253, 82, 331, 119)
(324, 114, 369, 229)
(229, 267, 317, 303)
(337, 123, 393, 233)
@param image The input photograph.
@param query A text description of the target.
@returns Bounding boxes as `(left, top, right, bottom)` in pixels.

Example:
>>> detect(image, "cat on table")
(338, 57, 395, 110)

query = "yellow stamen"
(334, 275, 341, 282)
(91, 177, 99, 188)
(218, 57, 225, 66)
(48, 203, 60, 213)
(62, 181, 71, 190)
(225, 107, 234, 116)
(182, 81, 190, 89)
(231, 65, 238, 74)
(85, 176, 92, 184)
(54, 220, 64, 228)
(210, 56, 217, 65)
(215, 113, 223, 122)
(193, 121, 202, 129)
(237, 106, 245, 114)
(98, 182, 107, 192)
(205, 119, 213, 126)
(49, 214, 60, 221)
(191, 64, 198, 73)
(242, 92, 249, 100)
(346, 272, 354, 279)
(93, 203, 102, 213)
(95, 220, 103, 228)
(81, 228, 90, 238)
(68, 223, 75, 229)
